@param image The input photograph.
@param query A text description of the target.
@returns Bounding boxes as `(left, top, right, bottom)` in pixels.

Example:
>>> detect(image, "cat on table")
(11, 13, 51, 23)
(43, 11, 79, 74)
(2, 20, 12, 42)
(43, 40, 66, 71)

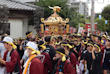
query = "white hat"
(1, 37, 17, 49)
(2, 37, 13, 43)
(25, 42, 40, 54)
(26, 41, 38, 51)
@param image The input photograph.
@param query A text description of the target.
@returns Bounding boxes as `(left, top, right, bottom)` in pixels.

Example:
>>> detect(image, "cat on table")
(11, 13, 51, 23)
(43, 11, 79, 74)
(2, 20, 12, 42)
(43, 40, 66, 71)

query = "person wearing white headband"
(23, 41, 44, 74)
(0, 37, 22, 74)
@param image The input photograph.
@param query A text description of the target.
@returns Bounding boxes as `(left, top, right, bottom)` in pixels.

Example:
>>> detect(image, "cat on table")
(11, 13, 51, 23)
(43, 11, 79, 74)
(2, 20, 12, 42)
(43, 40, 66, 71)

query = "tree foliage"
(37, 0, 69, 18)
(95, 17, 109, 31)
(101, 4, 110, 32)
(95, 17, 105, 31)
(37, 0, 81, 28)
(95, 13, 101, 19)
(101, 5, 110, 21)
(75, 14, 90, 28)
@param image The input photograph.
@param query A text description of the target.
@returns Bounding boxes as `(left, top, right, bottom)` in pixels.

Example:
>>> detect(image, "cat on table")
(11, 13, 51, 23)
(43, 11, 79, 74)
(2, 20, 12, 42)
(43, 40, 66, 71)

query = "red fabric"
(100, 45, 105, 68)
(56, 60, 75, 74)
(99, 43, 105, 68)
(41, 52, 52, 74)
(3, 50, 22, 74)
(101, 46, 105, 54)
(30, 57, 44, 74)
(100, 43, 104, 48)
(78, 45, 82, 57)
(70, 53, 77, 73)
(79, 50, 81, 57)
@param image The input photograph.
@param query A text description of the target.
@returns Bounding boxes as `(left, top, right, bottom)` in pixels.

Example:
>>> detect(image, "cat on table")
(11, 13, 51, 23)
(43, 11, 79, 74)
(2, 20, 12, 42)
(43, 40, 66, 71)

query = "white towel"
(79, 61, 84, 74)
(0, 67, 5, 74)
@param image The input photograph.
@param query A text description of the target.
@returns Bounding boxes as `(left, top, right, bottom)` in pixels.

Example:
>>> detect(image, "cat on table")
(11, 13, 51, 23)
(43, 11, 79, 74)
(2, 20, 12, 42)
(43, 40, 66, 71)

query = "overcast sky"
(81, 0, 110, 15)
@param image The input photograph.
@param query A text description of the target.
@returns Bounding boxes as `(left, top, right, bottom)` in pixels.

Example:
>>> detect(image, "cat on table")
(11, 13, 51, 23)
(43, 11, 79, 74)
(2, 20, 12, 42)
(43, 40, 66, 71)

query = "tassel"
(99, 48, 101, 52)
(31, 50, 41, 55)
(36, 50, 41, 55)
(12, 44, 17, 49)
(62, 55, 66, 61)
(8, 42, 17, 49)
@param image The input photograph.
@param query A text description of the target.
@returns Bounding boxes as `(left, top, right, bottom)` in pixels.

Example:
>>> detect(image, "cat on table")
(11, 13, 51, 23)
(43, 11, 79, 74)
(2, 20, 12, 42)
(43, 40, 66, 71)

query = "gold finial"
(65, 18, 69, 23)
(41, 18, 45, 23)
(49, 6, 61, 13)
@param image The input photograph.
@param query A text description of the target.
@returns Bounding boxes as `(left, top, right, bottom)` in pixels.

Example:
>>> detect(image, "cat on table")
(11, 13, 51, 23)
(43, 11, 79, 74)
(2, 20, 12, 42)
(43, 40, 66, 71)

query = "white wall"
(6, 18, 36, 39)
(8, 19, 23, 39)
(28, 25, 37, 36)
(22, 19, 37, 38)
(22, 18, 28, 38)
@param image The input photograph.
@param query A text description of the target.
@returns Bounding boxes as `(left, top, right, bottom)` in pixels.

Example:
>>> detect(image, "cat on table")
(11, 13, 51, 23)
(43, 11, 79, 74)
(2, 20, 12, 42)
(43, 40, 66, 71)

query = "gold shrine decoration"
(49, 6, 61, 13)
(40, 24, 44, 33)
(40, 6, 70, 36)
(65, 18, 69, 23)
(41, 17, 69, 25)
(40, 6, 69, 25)
(41, 18, 44, 23)
(66, 24, 69, 33)
(55, 28, 58, 32)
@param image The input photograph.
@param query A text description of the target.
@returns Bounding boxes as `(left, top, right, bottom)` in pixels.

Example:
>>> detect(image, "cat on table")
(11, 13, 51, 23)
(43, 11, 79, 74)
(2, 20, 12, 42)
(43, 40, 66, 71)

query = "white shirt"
(23, 58, 31, 74)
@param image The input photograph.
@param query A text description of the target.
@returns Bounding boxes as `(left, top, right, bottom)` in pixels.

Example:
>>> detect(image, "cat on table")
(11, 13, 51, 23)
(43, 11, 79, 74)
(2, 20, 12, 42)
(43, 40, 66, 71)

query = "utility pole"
(91, 0, 95, 32)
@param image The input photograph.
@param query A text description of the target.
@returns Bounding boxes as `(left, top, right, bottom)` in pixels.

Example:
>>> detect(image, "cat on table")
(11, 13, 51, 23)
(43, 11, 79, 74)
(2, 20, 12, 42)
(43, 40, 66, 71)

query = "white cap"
(1, 37, 17, 49)
(26, 41, 38, 51)
(3, 37, 13, 43)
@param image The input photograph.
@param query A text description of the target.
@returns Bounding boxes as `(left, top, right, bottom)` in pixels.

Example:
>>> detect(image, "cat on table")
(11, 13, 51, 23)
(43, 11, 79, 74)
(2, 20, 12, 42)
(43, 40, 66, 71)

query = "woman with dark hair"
(103, 38, 110, 74)
(78, 40, 88, 74)
(16, 38, 24, 60)
(44, 36, 56, 69)
(38, 40, 52, 74)
(72, 39, 80, 59)
(51, 36, 58, 49)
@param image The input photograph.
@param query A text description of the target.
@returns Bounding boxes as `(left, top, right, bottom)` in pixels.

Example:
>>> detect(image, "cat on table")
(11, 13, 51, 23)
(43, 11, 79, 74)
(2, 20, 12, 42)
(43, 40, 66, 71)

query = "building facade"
(68, 1, 89, 18)
(68, 0, 76, 4)
(17, 0, 89, 18)
(0, 0, 41, 38)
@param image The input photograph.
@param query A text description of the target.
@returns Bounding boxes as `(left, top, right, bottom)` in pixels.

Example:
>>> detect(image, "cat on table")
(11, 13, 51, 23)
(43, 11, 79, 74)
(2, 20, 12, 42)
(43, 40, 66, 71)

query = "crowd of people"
(0, 29, 110, 74)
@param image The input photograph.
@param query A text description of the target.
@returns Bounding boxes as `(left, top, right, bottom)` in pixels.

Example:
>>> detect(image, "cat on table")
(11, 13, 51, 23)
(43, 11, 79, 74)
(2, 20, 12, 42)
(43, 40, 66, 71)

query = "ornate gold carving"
(65, 18, 69, 23)
(41, 18, 45, 23)
(49, 6, 61, 13)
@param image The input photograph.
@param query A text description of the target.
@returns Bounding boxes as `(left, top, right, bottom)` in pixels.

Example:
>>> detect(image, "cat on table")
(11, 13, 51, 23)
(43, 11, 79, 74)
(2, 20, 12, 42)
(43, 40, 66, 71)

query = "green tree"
(95, 13, 101, 19)
(37, 0, 69, 18)
(101, 5, 110, 31)
(37, 0, 80, 28)
(101, 5, 110, 21)
(95, 17, 109, 31)
(80, 23, 85, 27)
(77, 15, 90, 28)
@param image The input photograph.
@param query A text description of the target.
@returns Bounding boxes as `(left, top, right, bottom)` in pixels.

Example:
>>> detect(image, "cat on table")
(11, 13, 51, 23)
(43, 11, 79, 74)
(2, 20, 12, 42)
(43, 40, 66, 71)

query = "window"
(0, 23, 10, 35)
